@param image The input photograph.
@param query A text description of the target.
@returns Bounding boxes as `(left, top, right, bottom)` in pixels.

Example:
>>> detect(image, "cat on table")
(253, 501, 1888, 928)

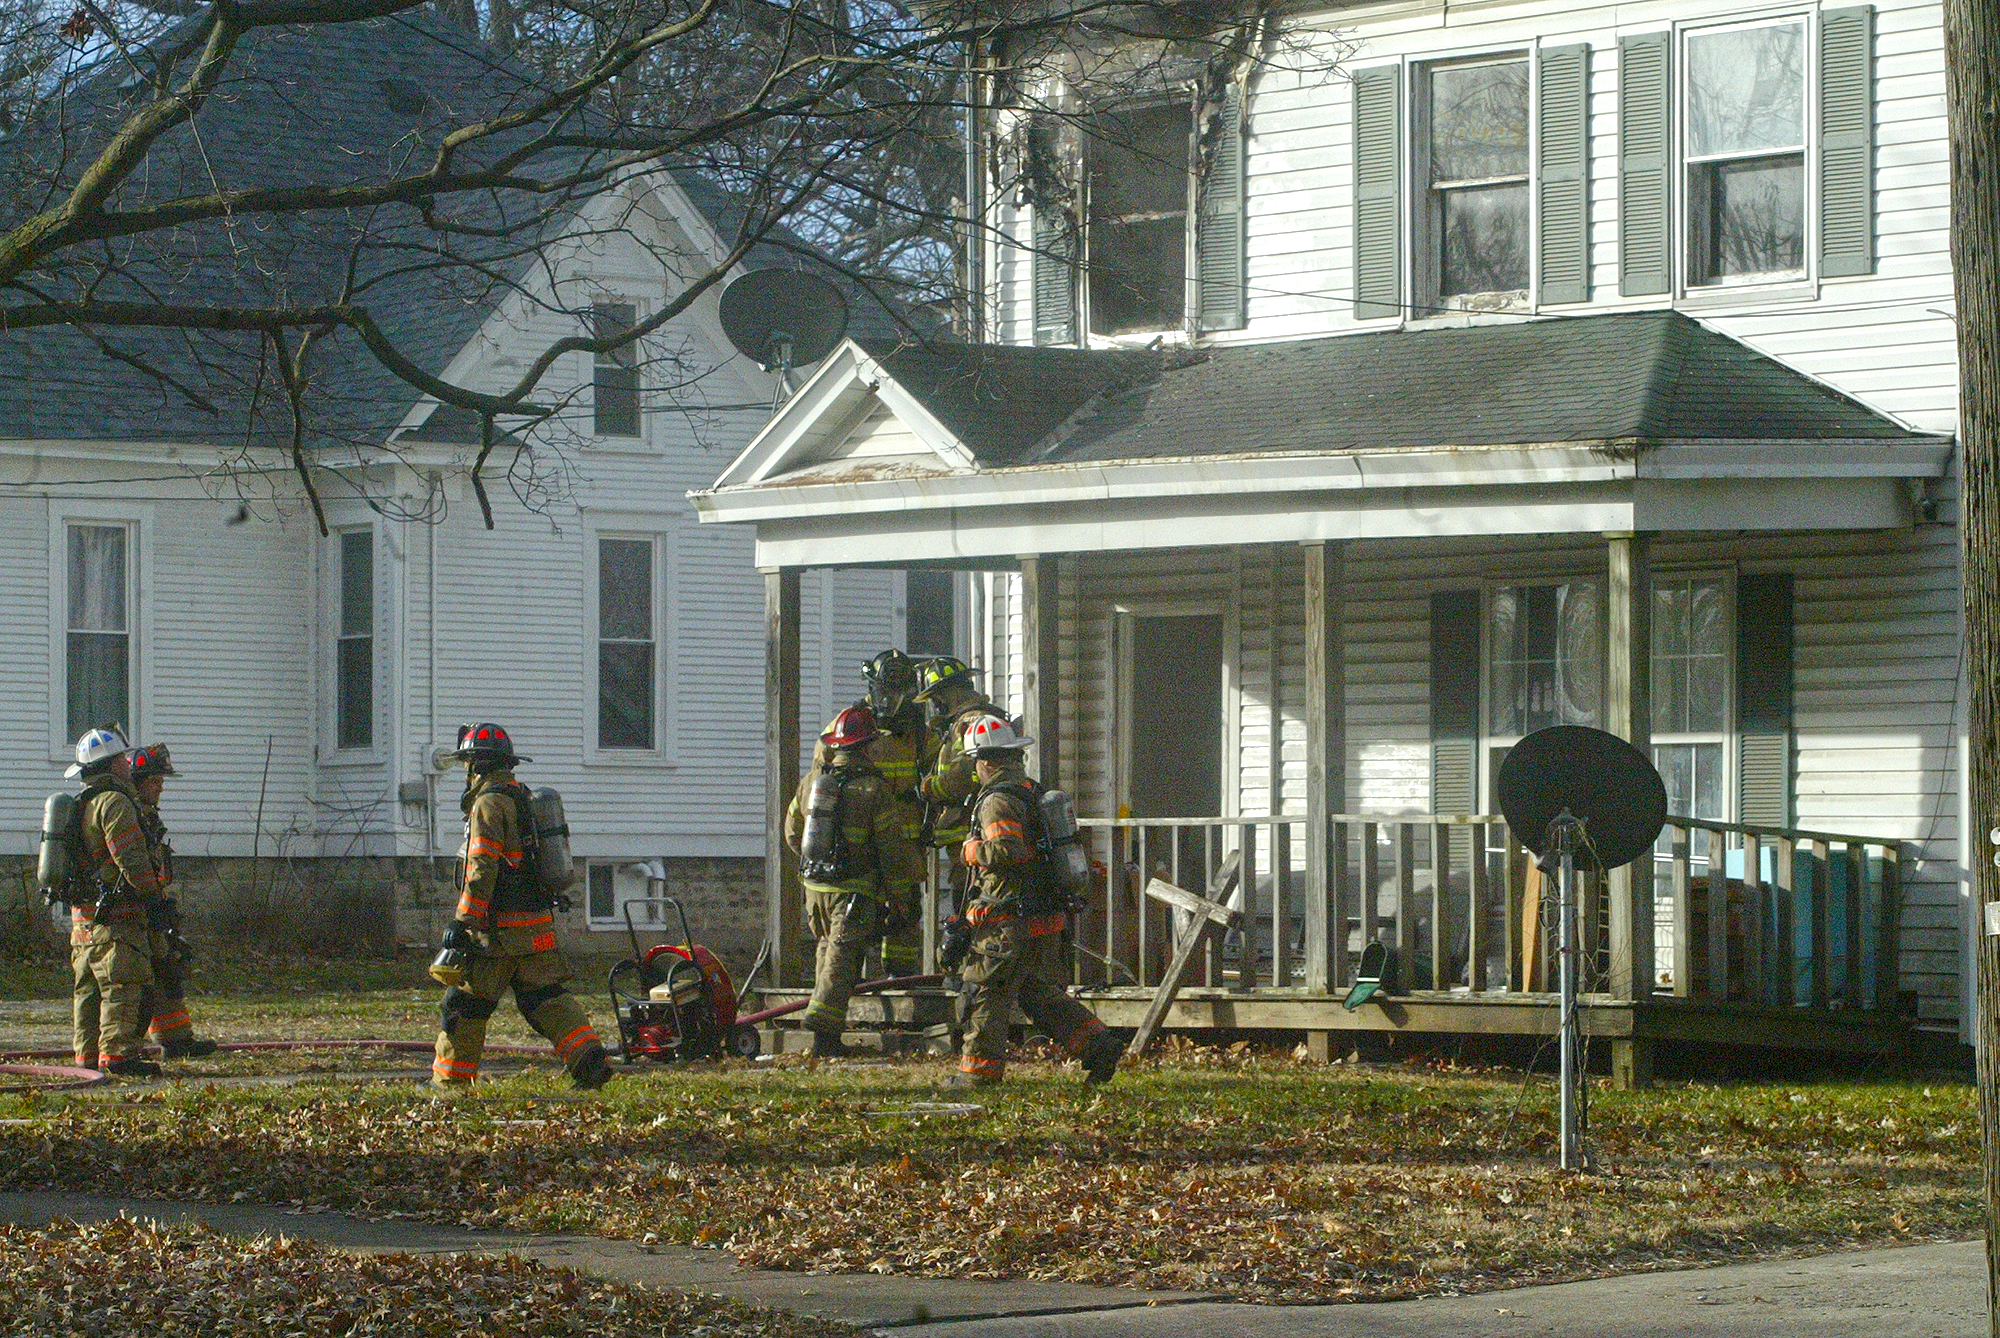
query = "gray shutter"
(1820, 7, 1876, 278)
(1617, 33, 1672, 297)
(1197, 83, 1248, 332)
(1538, 45, 1591, 305)
(1430, 591, 1481, 816)
(1352, 65, 1403, 320)
(1032, 202, 1077, 346)
(1736, 573, 1794, 827)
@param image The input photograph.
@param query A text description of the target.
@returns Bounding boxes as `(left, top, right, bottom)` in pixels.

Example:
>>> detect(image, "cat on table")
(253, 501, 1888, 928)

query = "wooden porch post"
(1304, 542, 1345, 1000)
(764, 567, 803, 987)
(1019, 555, 1061, 787)
(1605, 533, 1653, 1085)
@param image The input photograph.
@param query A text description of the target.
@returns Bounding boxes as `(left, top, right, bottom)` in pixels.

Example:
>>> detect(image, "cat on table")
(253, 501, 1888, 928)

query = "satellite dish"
(718, 269, 849, 376)
(1494, 725, 1667, 871)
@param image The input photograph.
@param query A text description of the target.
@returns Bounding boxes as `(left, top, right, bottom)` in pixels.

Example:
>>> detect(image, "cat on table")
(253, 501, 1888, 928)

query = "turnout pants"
(432, 946, 601, 1086)
(802, 884, 882, 1036)
(957, 908, 1105, 1082)
(143, 931, 197, 1051)
(71, 919, 153, 1068)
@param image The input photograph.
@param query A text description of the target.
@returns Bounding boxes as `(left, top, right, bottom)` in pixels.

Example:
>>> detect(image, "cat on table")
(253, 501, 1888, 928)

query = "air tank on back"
(37, 792, 76, 894)
(529, 787, 576, 891)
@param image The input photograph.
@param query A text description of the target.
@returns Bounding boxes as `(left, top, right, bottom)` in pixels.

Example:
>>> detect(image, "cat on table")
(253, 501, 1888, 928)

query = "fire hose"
(732, 973, 943, 1029)
(0, 1039, 559, 1089)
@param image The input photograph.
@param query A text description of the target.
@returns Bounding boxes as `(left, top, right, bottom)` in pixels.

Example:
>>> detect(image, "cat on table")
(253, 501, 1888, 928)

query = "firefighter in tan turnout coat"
(786, 703, 925, 1056)
(129, 744, 216, 1060)
(430, 722, 612, 1089)
(950, 715, 1125, 1087)
(65, 728, 164, 1078)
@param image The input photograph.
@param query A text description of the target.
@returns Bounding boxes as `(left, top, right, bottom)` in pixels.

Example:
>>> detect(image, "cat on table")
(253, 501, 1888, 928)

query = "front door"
(1126, 613, 1223, 820)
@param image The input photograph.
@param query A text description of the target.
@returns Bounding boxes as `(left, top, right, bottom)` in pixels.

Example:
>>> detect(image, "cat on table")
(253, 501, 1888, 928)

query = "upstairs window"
(1084, 101, 1193, 336)
(336, 529, 374, 751)
(591, 303, 641, 437)
(1423, 59, 1531, 304)
(1684, 20, 1807, 285)
(66, 524, 130, 741)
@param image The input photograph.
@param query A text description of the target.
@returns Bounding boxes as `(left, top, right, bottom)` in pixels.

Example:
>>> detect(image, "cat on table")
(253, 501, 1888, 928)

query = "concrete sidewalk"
(0, 1190, 1979, 1336)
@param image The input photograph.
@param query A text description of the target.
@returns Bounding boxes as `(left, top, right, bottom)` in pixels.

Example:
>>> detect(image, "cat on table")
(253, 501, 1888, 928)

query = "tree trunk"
(1944, 0, 2000, 1327)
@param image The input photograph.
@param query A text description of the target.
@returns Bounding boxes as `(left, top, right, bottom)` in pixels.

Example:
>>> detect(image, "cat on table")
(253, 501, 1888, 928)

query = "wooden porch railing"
(1066, 814, 1903, 1011)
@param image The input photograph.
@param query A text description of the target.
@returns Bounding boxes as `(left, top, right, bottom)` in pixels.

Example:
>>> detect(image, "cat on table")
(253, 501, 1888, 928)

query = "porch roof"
(692, 312, 1953, 567)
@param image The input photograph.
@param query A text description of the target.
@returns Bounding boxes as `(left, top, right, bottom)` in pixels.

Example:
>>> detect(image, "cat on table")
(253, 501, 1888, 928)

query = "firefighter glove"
(440, 921, 475, 953)
(146, 897, 180, 933)
(939, 915, 972, 973)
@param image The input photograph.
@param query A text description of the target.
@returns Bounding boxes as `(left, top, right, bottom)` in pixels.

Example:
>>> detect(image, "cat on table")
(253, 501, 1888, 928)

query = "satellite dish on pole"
(1495, 725, 1667, 872)
(1495, 725, 1666, 1175)
(718, 269, 849, 400)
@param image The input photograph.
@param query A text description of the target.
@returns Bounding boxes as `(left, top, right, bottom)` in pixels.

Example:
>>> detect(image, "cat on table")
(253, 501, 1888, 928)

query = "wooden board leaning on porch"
(1129, 852, 1244, 1057)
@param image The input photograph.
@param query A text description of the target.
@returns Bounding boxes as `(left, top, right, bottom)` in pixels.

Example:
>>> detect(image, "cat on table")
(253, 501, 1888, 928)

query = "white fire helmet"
(66, 726, 130, 779)
(961, 714, 1034, 757)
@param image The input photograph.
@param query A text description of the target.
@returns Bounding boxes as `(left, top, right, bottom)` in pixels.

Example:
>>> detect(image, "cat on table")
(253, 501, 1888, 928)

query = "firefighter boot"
(809, 1027, 853, 1059)
(1082, 1031, 1127, 1086)
(569, 1043, 614, 1090)
(158, 1034, 218, 1060)
(105, 1057, 162, 1078)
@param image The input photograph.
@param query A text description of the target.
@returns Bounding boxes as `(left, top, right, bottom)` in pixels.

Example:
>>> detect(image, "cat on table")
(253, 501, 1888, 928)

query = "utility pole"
(1944, 0, 2000, 1326)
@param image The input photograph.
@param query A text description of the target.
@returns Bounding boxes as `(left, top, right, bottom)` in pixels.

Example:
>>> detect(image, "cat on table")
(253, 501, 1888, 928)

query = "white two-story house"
(697, 0, 1971, 1066)
(0, 12, 956, 971)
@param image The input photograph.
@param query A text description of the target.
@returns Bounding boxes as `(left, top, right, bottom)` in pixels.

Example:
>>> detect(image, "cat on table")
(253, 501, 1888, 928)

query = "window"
(587, 863, 616, 922)
(1085, 101, 1192, 335)
(905, 570, 956, 657)
(336, 529, 374, 751)
(1424, 59, 1531, 303)
(1486, 581, 1602, 740)
(1684, 20, 1807, 285)
(65, 524, 130, 741)
(597, 537, 657, 750)
(1650, 574, 1729, 819)
(591, 302, 641, 437)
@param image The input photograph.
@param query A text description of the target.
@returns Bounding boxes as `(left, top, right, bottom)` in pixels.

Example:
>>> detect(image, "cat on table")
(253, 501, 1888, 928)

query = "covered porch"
(692, 312, 1956, 1074)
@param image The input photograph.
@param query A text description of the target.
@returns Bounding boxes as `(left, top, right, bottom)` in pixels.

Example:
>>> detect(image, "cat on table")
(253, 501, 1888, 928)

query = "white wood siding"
(991, 0, 1956, 434)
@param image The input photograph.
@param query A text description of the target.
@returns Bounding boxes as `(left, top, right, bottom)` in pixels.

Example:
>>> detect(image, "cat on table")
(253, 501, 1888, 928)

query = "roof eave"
(689, 436, 1955, 525)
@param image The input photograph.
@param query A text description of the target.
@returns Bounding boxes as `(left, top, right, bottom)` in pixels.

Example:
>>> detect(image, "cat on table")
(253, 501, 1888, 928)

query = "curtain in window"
(66, 525, 128, 740)
(598, 538, 655, 749)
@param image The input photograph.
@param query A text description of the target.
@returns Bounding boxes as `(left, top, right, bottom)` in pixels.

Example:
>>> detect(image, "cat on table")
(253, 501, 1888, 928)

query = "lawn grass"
(0, 1035, 1975, 1304)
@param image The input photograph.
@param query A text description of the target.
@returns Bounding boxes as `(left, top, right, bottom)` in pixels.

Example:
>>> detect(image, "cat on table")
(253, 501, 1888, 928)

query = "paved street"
(0, 1191, 1979, 1335)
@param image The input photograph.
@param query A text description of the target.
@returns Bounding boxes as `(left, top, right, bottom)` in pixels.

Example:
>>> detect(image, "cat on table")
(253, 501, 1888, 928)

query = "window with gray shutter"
(1617, 33, 1672, 296)
(1032, 204, 1077, 346)
(1819, 7, 1876, 277)
(1197, 83, 1247, 332)
(1352, 65, 1403, 319)
(1430, 591, 1480, 816)
(1538, 45, 1591, 304)
(1084, 100, 1195, 336)
(1736, 573, 1794, 826)
(1685, 21, 1808, 285)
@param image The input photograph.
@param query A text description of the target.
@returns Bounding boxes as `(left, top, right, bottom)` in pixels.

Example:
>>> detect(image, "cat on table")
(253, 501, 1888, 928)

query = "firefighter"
(129, 744, 217, 1060)
(431, 722, 612, 1090)
(950, 715, 1124, 1087)
(862, 650, 928, 976)
(913, 657, 1002, 947)
(785, 704, 923, 1056)
(65, 728, 163, 1078)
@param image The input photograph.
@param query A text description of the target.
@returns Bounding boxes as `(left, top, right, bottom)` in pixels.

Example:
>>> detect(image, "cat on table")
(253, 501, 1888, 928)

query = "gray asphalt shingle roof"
(0, 13, 903, 450)
(858, 311, 1933, 470)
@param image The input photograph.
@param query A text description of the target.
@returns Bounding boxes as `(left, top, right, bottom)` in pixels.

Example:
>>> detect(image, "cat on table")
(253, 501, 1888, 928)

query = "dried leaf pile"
(0, 1216, 853, 1337)
(0, 1053, 1975, 1303)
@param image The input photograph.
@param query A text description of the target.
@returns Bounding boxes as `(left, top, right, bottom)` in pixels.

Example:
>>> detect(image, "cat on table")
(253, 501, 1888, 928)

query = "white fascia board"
(692, 438, 1952, 527)
(745, 474, 1920, 567)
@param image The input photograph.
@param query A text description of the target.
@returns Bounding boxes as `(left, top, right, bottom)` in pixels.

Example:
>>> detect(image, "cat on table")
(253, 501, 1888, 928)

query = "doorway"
(1125, 613, 1224, 819)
